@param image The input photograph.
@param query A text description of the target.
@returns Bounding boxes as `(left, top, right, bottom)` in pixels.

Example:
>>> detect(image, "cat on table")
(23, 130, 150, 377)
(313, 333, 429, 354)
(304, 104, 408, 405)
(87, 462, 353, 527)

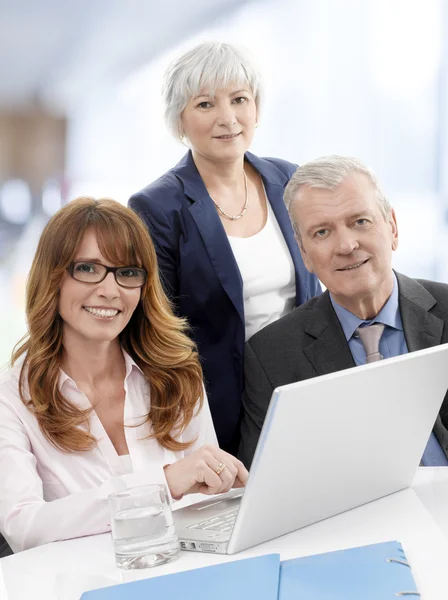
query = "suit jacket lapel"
(173, 152, 244, 323)
(396, 272, 444, 351)
(303, 292, 356, 375)
(303, 275, 444, 374)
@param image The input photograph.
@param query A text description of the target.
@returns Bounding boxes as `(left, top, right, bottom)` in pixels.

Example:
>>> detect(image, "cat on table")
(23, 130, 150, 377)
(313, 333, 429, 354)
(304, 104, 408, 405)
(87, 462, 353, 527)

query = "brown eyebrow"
(349, 210, 375, 221)
(73, 257, 104, 263)
(74, 257, 142, 268)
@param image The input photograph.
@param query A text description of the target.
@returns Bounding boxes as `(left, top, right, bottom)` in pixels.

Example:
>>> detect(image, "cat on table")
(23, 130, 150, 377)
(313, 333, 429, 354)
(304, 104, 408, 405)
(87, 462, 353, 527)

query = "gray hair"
(162, 42, 261, 140)
(284, 155, 392, 242)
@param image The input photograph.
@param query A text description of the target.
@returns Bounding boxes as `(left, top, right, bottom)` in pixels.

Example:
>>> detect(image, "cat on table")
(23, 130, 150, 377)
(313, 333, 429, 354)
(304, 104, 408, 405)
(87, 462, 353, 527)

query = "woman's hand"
(164, 445, 249, 500)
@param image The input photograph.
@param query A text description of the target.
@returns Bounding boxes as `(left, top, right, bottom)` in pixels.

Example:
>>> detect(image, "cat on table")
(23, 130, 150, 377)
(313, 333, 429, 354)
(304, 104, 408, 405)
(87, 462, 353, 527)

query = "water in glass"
(109, 485, 179, 569)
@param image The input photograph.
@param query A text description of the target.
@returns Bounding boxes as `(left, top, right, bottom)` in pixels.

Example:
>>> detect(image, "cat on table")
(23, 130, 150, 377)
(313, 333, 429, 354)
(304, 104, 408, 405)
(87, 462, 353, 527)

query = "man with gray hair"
(238, 155, 448, 468)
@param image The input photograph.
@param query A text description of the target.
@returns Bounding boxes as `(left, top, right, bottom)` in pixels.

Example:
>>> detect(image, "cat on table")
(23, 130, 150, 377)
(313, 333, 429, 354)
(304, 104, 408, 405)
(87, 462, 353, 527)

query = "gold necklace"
(209, 170, 249, 220)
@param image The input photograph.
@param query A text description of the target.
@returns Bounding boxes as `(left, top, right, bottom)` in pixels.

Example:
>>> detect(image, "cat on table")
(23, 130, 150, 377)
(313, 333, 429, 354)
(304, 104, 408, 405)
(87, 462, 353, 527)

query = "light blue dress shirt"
(330, 274, 447, 466)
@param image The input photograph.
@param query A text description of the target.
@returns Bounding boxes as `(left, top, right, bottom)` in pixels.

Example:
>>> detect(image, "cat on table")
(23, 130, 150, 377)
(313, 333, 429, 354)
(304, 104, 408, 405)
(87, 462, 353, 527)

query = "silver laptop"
(174, 344, 448, 554)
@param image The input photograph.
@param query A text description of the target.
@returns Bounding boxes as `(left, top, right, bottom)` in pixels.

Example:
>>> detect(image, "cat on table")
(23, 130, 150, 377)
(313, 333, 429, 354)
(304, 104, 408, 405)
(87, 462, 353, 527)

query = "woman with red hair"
(0, 197, 247, 553)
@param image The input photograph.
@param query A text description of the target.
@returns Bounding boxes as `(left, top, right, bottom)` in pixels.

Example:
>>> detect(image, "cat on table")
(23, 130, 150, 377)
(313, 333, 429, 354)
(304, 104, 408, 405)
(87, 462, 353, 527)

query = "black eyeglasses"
(67, 261, 147, 288)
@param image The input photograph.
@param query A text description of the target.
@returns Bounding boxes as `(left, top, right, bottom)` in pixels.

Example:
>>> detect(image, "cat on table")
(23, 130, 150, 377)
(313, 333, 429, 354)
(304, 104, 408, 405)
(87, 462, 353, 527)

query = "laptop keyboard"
(187, 509, 238, 532)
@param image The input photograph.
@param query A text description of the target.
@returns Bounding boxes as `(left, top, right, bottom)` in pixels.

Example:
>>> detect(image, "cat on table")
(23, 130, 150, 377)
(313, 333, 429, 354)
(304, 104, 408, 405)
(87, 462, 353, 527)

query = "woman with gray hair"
(129, 42, 321, 454)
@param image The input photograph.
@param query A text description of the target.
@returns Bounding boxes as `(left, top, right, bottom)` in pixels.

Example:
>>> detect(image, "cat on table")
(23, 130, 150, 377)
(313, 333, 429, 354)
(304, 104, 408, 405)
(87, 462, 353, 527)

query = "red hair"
(12, 197, 204, 452)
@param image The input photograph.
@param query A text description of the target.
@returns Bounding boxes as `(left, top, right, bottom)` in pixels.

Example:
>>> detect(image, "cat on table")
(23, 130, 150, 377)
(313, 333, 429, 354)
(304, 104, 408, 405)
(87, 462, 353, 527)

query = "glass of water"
(108, 484, 180, 569)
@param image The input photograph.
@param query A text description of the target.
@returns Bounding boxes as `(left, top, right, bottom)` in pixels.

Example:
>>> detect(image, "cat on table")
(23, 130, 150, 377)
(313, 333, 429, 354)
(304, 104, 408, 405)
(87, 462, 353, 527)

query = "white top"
(118, 454, 133, 474)
(228, 201, 296, 341)
(0, 351, 217, 553)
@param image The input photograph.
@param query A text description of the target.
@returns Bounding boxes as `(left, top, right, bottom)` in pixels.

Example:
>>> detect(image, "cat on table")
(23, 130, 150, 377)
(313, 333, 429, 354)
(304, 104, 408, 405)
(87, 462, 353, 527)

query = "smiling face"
(180, 83, 257, 163)
(58, 229, 141, 348)
(293, 172, 399, 316)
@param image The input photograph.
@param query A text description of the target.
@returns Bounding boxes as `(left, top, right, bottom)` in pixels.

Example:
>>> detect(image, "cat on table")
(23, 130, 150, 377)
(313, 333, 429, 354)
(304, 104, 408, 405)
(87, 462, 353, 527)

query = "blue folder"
(278, 541, 419, 599)
(80, 553, 280, 600)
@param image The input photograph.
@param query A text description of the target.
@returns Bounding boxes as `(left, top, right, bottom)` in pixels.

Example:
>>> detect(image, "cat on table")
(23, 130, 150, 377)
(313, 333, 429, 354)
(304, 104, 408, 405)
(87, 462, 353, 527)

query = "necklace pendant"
(209, 170, 249, 221)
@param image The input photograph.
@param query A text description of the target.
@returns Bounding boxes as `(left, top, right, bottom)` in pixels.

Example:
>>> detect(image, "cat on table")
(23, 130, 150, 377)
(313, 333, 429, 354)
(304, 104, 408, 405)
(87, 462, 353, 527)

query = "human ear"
(389, 208, 399, 251)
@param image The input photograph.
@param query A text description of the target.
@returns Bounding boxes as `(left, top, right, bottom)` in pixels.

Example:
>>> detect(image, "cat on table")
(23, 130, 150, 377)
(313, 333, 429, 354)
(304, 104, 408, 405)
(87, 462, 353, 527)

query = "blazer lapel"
(303, 292, 356, 375)
(396, 272, 444, 351)
(173, 152, 244, 323)
(246, 153, 309, 306)
(303, 274, 444, 374)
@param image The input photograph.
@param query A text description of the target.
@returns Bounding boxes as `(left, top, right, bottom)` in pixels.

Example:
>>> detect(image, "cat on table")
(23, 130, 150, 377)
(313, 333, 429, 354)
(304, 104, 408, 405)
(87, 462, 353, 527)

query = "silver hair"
(162, 41, 261, 140)
(284, 155, 392, 243)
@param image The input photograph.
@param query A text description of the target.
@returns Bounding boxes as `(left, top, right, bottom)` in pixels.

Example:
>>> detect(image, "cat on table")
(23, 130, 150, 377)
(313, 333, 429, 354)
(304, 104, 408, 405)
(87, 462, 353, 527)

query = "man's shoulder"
(397, 272, 448, 305)
(396, 273, 448, 328)
(247, 294, 325, 351)
(414, 277, 448, 318)
(414, 277, 448, 297)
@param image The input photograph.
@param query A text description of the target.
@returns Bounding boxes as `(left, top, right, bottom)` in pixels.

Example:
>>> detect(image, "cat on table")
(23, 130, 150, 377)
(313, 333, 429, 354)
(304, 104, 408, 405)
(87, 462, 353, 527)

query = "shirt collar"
(122, 349, 145, 378)
(330, 272, 403, 342)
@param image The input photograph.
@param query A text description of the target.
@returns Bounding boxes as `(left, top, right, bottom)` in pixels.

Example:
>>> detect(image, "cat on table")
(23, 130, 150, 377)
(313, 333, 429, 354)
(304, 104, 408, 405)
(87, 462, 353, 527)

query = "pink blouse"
(0, 351, 217, 552)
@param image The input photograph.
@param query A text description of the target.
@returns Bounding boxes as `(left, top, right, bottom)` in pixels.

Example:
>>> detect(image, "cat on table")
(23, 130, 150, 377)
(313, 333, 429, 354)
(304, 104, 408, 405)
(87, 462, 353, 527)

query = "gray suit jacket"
(0, 536, 11, 558)
(238, 272, 448, 468)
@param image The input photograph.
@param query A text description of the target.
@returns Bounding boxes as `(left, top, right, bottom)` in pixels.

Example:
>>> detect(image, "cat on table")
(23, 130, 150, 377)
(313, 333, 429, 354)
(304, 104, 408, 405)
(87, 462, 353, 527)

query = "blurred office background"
(1, 0, 448, 367)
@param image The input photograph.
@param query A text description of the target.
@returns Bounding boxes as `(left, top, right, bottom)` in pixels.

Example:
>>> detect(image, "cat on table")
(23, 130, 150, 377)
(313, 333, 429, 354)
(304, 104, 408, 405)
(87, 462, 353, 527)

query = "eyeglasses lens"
(71, 262, 146, 288)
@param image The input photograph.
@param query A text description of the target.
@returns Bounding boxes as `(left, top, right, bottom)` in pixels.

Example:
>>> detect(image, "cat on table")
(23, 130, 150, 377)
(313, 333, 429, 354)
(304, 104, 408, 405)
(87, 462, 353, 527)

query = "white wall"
(2, 0, 448, 366)
(66, 0, 448, 281)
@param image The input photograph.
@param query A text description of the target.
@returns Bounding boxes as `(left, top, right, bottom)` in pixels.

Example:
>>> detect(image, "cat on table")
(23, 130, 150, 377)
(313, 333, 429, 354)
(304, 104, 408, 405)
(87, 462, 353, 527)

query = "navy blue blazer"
(129, 151, 321, 452)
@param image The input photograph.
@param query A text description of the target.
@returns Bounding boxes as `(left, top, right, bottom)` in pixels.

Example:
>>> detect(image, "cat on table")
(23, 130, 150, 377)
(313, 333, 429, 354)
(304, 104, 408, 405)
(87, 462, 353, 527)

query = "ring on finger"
(215, 462, 225, 476)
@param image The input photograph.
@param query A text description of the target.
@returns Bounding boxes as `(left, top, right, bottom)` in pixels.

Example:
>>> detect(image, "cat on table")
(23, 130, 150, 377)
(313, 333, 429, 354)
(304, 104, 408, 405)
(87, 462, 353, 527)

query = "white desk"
(2, 467, 448, 600)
